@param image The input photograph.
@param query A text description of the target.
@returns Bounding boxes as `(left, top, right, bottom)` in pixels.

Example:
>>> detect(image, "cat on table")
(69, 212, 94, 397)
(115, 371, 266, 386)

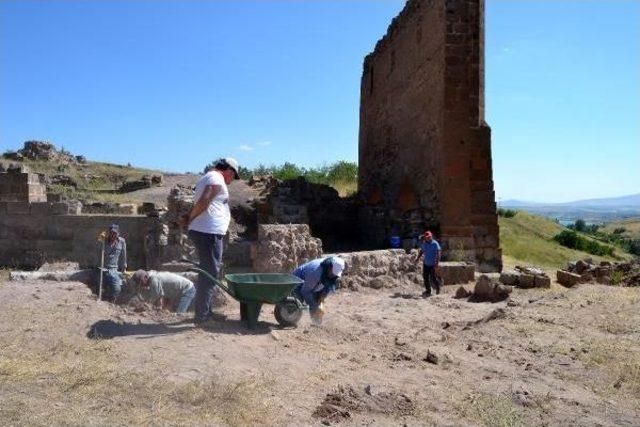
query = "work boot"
(421, 291, 431, 298)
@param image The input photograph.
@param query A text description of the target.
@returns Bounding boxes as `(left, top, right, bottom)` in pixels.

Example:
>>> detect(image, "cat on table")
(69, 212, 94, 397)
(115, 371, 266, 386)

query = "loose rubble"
(471, 275, 512, 302)
(557, 258, 640, 287)
(499, 265, 550, 289)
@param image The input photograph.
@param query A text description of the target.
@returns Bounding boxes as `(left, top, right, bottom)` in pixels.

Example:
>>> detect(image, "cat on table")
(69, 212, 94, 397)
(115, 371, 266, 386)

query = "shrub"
(553, 230, 615, 257)
(497, 208, 517, 218)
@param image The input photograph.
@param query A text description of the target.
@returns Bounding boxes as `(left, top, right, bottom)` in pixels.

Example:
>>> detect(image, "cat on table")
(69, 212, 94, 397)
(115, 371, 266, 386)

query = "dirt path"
(121, 174, 258, 208)
(1, 278, 639, 426)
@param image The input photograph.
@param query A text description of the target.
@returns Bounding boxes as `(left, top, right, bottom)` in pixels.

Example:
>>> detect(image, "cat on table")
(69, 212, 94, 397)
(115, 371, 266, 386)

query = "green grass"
(499, 211, 626, 269)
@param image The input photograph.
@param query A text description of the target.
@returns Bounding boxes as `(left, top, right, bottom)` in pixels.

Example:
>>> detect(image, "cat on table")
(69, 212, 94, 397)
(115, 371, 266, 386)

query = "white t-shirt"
(188, 170, 230, 235)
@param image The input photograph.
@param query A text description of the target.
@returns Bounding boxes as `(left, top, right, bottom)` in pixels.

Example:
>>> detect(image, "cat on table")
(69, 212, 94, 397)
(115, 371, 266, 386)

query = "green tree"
(574, 219, 587, 232)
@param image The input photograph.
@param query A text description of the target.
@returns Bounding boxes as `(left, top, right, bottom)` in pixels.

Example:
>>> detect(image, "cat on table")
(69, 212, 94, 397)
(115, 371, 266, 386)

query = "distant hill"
(500, 194, 640, 223)
(501, 193, 640, 208)
(558, 193, 640, 208)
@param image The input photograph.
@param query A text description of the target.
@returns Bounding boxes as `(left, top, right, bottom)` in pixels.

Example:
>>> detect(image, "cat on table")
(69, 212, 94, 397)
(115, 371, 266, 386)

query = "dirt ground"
(1, 275, 639, 426)
(122, 174, 258, 209)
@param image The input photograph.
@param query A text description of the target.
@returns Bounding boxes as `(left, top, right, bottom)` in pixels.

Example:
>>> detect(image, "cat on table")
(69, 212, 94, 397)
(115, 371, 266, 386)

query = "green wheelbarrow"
(189, 266, 305, 329)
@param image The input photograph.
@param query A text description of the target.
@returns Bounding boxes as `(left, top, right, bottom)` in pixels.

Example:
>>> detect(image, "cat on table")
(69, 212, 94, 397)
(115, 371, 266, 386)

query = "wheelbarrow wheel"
(274, 297, 303, 327)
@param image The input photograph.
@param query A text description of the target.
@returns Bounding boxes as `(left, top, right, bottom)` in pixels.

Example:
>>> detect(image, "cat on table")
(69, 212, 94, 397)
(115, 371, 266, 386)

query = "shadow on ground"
(87, 319, 193, 339)
(87, 312, 280, 339)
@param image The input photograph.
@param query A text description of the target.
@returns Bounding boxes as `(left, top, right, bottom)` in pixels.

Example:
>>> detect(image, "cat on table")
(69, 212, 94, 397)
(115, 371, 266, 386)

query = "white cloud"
(237, 144, 253, 152)
(257, 141, 272, 147)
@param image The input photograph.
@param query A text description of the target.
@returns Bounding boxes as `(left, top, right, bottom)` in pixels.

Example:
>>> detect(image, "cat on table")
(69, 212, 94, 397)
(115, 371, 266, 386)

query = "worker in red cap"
(414, 231, 442, 297)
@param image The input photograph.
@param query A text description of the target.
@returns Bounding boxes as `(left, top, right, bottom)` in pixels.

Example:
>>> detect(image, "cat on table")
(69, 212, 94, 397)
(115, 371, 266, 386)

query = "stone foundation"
(0, 205, 156, 269)
(335, 249, 475, 290)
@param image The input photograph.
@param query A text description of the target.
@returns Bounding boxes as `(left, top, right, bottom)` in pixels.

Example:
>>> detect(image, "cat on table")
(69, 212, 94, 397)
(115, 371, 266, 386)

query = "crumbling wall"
(358, 0, 501, 272)
(0, 168, 47, 202)
(255, 177, 359, 251)
(251, 224, 323, 274)
(0, 202, 156, 269)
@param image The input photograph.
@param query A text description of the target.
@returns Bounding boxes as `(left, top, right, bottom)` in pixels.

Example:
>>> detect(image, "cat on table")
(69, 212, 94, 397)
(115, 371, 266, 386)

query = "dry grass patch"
(580, 337, 640, 406)
(453, 391, 520, 427)
(0, 333, 276, 426)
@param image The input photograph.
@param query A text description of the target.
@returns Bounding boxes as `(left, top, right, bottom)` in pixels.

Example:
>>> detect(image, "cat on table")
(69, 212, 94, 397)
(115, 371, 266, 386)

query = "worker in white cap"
(292, 256, 345, 325)
(185, 157, 240, 325)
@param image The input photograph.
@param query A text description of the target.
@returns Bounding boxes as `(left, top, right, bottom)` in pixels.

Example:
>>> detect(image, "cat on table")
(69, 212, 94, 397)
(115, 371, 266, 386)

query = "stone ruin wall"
(0, 202, 155, 269)
(0, 169, 47, 203)
(358, 0, 501, 272)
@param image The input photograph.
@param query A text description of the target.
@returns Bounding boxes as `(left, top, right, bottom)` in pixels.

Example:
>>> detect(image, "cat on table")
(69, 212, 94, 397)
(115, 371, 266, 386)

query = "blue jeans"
(176, 286, 196, 313)
(294, 284, 321, 312)
(188, 230, 224, 322)
(102, 269, 122, 302)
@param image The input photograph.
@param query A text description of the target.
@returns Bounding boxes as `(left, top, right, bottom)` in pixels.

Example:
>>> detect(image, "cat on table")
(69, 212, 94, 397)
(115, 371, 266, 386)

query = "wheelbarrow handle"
(188, 265, 234, 297)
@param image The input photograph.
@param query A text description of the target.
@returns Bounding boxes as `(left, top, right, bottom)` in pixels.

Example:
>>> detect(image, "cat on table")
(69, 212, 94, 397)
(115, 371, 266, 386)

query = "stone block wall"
(358, 0, 501, 272)
(256, 177, 359, 251)
(335, 249, 475, 289)
(0, 207, 157, 269)
(251, 224, 323, 274)
(0, 170, 47, 202)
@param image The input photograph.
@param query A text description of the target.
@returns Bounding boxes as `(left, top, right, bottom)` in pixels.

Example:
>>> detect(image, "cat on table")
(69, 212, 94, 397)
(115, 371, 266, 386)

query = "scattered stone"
(499, 270, 519, 286)
(423, 351, 439, 365)
(518, 274, 536, 289)
(454, 286, 470, 299)
(50, 174, 78, 188)
(562, 258, 640, 287)
(557, 270, 582, 288)
(394, 336, 407, 347)
(119, 174, 164, 193)
(534, 275, 551, 289)
(471, 275, 512, 302)
(394, 352, 413, 361)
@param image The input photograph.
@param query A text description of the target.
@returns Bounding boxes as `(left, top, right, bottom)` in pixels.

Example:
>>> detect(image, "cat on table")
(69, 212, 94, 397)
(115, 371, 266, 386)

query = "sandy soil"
(122, 174, 258, 209)
(1, 277, 639, 426)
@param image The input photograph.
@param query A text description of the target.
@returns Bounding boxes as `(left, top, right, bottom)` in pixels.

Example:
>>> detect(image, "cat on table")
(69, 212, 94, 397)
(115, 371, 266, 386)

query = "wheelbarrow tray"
(224, 273, 302, 304)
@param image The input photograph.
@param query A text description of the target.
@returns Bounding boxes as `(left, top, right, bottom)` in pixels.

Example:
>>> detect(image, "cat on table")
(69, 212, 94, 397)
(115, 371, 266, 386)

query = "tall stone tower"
(358, 0, 501, 271)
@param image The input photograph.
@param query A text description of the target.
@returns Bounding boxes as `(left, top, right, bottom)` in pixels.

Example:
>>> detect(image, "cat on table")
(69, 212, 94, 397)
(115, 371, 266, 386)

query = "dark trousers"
(423, 265, 441, 295)
(188, 230, 224, 322)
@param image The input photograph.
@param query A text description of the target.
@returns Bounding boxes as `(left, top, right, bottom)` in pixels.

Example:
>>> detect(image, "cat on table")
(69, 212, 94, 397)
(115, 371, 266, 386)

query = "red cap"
(423, 231, 433, 238)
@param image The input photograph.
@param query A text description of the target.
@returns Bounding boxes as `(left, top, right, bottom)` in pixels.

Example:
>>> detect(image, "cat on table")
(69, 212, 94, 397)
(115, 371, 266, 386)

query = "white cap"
(330, 257, 345, 277)
(223, 157, 240, 179)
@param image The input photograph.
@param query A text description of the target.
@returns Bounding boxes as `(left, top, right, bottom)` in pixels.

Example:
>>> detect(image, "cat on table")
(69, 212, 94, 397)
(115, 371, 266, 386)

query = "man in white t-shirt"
(186, 157, 239, 324)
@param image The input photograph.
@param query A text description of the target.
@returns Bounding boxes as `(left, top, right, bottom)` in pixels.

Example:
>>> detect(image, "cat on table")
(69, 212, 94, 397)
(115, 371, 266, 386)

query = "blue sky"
(1, 1, 638, 203)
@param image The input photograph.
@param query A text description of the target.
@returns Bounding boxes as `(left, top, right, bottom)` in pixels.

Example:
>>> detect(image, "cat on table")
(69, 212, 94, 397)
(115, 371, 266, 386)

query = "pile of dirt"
(312, 385, 415, 423)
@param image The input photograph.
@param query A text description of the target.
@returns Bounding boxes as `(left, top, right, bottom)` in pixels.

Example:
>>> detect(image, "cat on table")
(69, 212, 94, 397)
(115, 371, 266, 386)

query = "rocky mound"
(3, 141, 82, 164)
